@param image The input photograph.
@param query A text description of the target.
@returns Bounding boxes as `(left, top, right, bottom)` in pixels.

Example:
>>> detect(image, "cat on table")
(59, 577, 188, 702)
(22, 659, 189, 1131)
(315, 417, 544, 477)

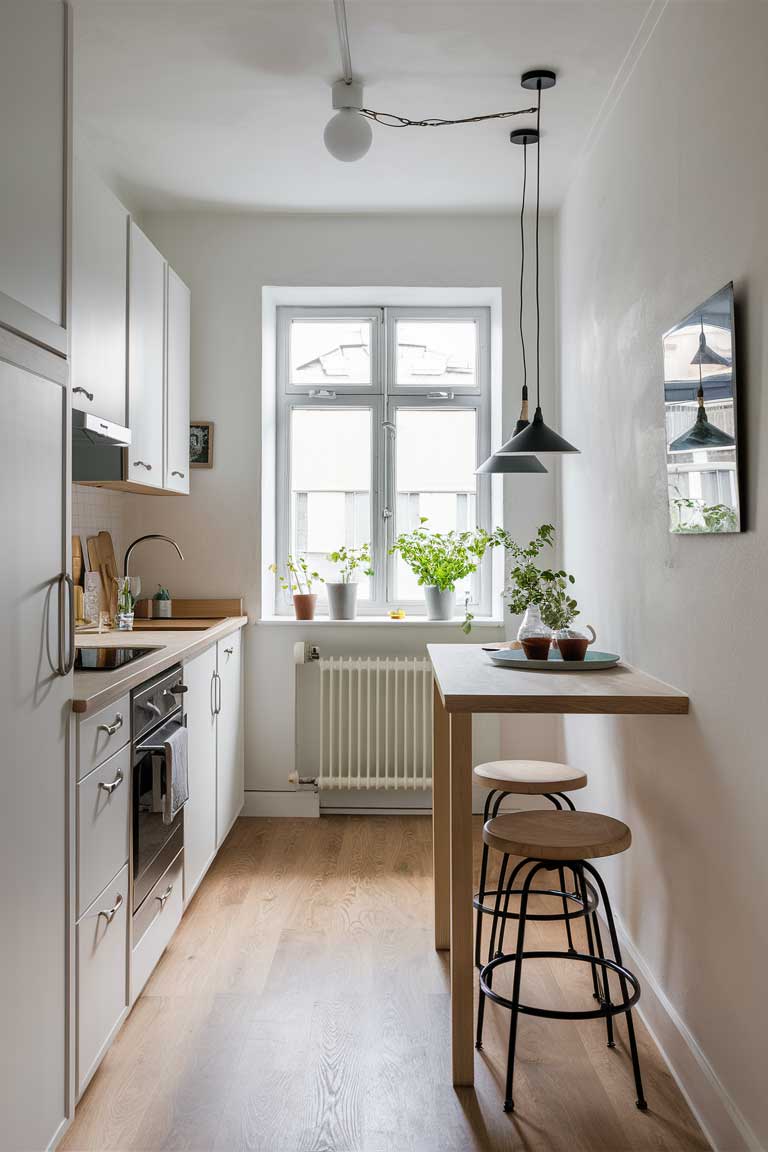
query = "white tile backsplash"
(72, 485, 128, 569)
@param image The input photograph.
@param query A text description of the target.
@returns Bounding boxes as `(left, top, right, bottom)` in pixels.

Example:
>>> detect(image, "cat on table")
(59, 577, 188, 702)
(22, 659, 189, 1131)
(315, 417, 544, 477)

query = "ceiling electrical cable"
(333, 0, 353, 84)
(358, 106, 538, 128)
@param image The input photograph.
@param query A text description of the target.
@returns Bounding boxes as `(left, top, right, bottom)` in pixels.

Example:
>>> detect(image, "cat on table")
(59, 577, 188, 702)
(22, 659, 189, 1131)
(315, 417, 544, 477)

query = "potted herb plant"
(269, 556, 324, 620)
(326, 543, 373, 620)
(500, 524, 590, 657)
(390, 519, 496, 625)
(154, 584, 172, 618)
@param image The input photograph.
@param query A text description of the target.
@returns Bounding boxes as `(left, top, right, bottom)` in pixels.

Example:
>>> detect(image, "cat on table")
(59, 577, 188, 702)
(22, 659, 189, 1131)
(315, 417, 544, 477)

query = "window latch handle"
(427, 390, 453, 400)
(309, 389, 336, 399)
(382, 507, 393, 520)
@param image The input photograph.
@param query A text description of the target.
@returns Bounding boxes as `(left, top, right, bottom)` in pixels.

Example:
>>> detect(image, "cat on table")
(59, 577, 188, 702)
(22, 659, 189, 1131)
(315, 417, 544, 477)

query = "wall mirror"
(663, 282, 741, 534)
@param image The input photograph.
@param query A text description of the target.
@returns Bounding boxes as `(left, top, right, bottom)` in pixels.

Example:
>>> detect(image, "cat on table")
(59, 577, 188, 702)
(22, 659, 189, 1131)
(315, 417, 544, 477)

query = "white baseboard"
(611, 911, 762, 1152)
(242, 789, 320, 817)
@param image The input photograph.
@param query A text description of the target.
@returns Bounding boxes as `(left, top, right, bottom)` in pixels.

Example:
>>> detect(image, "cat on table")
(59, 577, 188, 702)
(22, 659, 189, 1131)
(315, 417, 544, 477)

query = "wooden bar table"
(427, 643, 689, 1087)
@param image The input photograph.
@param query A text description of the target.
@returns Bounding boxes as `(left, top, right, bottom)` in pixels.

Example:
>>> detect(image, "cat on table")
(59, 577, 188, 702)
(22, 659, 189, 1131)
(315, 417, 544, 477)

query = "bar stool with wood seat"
(476, 809, 647, 1114)
(473, 760, 589, 968)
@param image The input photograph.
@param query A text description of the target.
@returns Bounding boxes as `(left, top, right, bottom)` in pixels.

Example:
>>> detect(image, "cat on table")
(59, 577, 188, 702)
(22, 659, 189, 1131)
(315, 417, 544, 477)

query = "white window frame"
(275, 304, 492, 617)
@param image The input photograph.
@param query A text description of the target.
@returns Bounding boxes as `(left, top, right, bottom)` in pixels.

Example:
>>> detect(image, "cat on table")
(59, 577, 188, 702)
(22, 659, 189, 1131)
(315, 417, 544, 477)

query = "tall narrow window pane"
(394, 408, 478, 601)
(290, 320, 372, 386)
(290, 408, 372, 596)
(395, 320, 477, 389)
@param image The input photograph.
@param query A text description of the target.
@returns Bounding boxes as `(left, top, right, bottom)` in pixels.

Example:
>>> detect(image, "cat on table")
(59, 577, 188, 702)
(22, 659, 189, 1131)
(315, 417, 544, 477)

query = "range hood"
(72, 410, 131, 483)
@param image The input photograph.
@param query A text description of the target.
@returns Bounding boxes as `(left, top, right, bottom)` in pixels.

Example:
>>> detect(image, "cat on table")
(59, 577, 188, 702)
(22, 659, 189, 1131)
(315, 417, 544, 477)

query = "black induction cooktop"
(74, 646, 163, 672)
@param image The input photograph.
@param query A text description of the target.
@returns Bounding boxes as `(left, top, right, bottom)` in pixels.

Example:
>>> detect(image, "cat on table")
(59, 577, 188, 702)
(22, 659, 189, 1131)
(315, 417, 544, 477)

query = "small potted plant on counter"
(390, 518, 496, 626)
(154, 584, 172, 618)
(326, 543, 373, 620)
(500, 524, 591, 658)
(269, 556, 324, 620)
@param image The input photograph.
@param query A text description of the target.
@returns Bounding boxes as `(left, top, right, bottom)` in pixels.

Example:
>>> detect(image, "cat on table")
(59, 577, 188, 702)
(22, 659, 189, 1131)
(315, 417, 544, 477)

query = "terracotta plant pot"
(293, 593, 317, 620)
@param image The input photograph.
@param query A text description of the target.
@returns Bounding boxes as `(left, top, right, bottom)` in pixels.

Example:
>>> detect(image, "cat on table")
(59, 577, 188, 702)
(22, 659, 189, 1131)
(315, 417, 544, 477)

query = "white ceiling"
(72, 0, 653, 213)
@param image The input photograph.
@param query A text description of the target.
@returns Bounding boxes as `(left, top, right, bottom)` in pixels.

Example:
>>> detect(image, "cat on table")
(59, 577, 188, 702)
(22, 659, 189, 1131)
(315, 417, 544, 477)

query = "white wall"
(557, 3, 768, 1147)
(122, 212, 560, 799)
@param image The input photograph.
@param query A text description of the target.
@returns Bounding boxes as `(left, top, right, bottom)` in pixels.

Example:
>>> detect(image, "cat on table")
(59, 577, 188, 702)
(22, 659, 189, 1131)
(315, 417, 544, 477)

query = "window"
(275, 305, 492, 616)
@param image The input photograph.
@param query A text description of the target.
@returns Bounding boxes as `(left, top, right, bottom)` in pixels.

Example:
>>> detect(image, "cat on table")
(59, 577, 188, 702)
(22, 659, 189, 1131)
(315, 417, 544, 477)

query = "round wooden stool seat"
(483, 810, 631, 861)
(473, 759, 587, 795)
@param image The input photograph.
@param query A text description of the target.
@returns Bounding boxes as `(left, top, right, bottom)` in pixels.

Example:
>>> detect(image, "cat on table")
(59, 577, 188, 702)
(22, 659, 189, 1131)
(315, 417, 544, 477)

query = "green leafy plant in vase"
(390, 518, 497, 629)
(326, 543, 373, 620)
(269, 556, 324, 620)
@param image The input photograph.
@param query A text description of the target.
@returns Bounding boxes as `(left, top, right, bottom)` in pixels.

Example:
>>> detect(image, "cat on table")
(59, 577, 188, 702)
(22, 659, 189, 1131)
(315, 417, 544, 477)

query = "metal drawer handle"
(156, 884, 174, 909)
(224, 646, 234, 655)
(133, 460, 152, 470)
(98, 767, 124, 795)
(73, 386, 94, 401)
(171, 470, 185, 478)
(98, 892, 123, 924)
(97, 713, 123, 737)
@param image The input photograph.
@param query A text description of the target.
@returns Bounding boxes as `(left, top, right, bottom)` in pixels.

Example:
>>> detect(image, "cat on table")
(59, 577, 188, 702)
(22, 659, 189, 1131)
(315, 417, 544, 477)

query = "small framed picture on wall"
(190, 421, 214, 468)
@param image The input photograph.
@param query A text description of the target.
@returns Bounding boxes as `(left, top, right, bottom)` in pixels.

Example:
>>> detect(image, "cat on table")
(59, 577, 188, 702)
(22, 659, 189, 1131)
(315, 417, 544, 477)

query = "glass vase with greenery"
(499, 523, 580, 643)
(390, 518, 497, 628)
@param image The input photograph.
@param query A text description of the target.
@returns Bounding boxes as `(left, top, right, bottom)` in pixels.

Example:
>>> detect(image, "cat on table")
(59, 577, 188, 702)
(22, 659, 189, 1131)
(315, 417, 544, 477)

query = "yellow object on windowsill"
(388, 608, 406, 620)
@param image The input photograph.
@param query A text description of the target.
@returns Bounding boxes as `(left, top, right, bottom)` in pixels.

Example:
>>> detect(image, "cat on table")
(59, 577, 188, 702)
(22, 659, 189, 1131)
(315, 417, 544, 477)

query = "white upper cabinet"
(165, 267, 191, 493)
(71, 162, 128, 424)
(128, 222, 165, 487)
(0, 0, 68, 354)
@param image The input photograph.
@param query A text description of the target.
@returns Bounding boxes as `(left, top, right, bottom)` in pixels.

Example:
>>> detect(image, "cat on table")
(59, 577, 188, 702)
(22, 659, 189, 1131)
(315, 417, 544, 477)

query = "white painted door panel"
(216, 632, 244, 847)
(71, 162, 128, 425)
(165, 267, 190, 493)
(0, 0, 66, 342)
(77, 866, 128, 1097)
(128, 221, 164, 486)
(183, 646, 217, 901)
(0, 354, 69, 1151)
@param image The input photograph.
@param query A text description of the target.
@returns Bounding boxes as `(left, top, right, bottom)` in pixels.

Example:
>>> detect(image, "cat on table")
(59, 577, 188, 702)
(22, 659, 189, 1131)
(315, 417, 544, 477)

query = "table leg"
(432, 679, 450, 951)
(450, 710, 474, 1086)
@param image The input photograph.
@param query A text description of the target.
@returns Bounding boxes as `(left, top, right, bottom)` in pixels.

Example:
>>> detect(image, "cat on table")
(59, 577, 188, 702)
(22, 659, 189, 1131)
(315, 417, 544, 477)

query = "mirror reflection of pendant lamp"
(476, 119, 548, 475)
(668, 316, 736, 453)
(496, 70, 579, 457)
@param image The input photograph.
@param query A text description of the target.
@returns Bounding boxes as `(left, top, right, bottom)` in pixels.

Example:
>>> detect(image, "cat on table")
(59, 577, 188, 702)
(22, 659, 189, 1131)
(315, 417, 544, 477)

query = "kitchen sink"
(132, 618, 223, 631)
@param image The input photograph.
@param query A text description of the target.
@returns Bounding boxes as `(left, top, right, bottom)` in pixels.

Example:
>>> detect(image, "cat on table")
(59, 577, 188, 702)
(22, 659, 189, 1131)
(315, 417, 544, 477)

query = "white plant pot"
(327, 581, 358, 621)
(424, 585, 455, 621)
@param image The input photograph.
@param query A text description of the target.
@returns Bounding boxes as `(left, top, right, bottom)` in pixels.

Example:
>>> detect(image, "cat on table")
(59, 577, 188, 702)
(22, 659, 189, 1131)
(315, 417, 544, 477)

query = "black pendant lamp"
(476, 122, 547, 474)
(497, 70, 579, 457)
(668, 316, 735, 453)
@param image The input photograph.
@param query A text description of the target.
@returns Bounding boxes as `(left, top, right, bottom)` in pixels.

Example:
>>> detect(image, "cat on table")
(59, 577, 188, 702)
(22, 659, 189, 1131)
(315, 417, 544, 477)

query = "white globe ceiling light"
(324, 79, 372, 162)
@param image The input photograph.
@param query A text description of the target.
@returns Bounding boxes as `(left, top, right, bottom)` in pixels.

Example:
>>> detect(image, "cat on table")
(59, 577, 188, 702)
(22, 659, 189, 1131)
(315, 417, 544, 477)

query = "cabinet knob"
(97, 713, 123, 737)
(133, 460, 152, 470)
(97, 892, 123, 924)
(73, 386, 94, 401)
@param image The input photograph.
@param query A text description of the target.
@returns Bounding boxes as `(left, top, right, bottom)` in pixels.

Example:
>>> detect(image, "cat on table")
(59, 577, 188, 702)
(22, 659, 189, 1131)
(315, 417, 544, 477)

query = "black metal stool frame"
(474, 787, 580, 969)
(476, 857, 647, 1115)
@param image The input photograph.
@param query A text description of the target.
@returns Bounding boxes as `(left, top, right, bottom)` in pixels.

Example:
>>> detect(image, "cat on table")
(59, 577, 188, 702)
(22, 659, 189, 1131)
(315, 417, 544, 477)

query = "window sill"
(256, 616, 506, 627)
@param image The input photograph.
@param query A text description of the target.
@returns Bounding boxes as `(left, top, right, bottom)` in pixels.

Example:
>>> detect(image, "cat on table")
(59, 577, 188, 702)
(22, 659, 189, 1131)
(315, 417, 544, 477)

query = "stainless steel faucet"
(123, 534, 184, 578)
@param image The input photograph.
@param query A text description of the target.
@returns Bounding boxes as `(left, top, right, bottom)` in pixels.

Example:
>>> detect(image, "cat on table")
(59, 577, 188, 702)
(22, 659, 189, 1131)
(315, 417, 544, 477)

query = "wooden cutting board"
(72, 536, 84, 586)
(87, 532, 119, 618)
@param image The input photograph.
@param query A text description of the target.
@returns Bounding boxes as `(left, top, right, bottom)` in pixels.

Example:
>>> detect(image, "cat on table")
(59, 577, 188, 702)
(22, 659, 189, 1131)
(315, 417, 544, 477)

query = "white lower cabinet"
(131, 851, 183, 1002)
(183, 644, 217, 901)
(216, 631, 244, 847)
(77, 866, 129, 1096)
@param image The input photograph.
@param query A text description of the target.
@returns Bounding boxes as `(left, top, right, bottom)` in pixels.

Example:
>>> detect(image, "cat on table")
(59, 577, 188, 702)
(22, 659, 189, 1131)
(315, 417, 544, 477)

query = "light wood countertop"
(72, 617, 248, 716)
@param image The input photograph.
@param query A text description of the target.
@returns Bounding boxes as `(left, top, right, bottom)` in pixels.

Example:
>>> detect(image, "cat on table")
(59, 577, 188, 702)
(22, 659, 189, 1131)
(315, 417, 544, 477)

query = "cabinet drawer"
(77, 743, 130, 918)
(77, 692, 130, 780)
(131, 850, 183, 1001)
(77, 866, 129, 1097)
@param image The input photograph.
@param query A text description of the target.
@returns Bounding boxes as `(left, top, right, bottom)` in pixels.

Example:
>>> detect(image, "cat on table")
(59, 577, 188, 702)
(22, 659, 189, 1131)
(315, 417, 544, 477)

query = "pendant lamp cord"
(520, 142, 528, 402)
(535, 82, 542, 411)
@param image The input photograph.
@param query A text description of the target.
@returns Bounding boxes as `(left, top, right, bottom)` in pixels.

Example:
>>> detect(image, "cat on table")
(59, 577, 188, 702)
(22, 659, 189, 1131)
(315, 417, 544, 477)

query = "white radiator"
(316, 656, 433, 790)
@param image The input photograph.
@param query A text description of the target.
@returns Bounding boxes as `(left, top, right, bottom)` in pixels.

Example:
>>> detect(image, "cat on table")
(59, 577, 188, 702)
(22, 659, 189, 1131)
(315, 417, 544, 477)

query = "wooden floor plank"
(64, 816, 708, 1152)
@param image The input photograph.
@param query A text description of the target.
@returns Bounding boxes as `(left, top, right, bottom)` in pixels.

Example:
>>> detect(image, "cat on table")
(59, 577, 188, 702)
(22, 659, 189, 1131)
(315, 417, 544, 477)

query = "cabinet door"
(183, 646, 217, 901)
(127, 222, 164, 487)
(0, 0, 67, 353)
(165, 267, 190, 493)
(77, 867, 128, 1097)
(71, 162, 128, 425)
(0, 345, 69, 1150)
(216, 632, 244, 847)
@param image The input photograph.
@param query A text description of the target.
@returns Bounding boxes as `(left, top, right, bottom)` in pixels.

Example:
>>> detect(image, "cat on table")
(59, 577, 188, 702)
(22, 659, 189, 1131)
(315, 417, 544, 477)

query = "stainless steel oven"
(131, 665, 187, 920)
